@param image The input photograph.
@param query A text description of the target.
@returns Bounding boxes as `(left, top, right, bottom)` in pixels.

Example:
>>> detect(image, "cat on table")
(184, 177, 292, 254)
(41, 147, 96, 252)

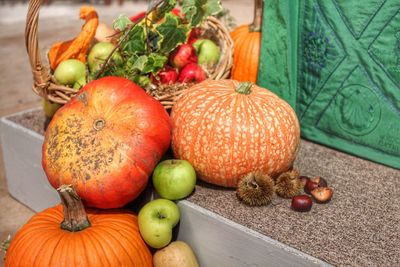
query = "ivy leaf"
(121, 25, 146, 54)
(149, 0, 177, 20)
(112, 14, 133, 31)
(156, 13, 190, 54)
(148, 29, 164, 52)
(132, 55, 148, 72)
(182, 0, 223, 26)
(143, 53, 168, 74)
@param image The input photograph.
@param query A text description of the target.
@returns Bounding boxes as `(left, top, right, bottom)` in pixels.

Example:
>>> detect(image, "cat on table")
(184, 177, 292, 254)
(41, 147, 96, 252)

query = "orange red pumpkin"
(171, 80, 300, 187)
(5, 185, 152, 267)
(230, 0, 263, 82)
(42, 77, 171, 209)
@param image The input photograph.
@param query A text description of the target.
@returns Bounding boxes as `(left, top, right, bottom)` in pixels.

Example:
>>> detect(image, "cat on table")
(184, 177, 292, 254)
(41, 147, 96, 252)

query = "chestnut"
(311, 187, 333, 203)
(311, 176, 328, 187)
(304, 179, 319, 194)
(299, 175, 310, 187)
(291, 195, 313, 212)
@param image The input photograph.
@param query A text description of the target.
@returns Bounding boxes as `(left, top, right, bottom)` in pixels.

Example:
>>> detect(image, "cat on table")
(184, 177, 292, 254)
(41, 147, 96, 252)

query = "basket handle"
(25, 0, 52, 100)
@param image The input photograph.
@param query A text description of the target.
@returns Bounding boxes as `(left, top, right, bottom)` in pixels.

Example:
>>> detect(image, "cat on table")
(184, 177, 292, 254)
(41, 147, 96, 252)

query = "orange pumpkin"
(230, 0, 263, 82)
(42, 77, 171, 209)
(171, 80, 300, 187)
(5, 185, 152, 267)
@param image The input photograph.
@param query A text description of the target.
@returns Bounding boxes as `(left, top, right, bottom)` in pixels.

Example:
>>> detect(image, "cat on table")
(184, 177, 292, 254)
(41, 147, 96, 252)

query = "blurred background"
(0, 0, 252, 257)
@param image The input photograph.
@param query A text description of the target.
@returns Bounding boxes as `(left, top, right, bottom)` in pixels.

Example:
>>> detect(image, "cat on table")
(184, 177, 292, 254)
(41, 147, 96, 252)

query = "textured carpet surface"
(187, 140, 400, 267)
(9, 110, 400, 266)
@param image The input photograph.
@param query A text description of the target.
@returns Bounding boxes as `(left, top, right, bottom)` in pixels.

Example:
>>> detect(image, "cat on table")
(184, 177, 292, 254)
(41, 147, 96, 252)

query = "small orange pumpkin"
(5, 185, 152, 267)
(230, 0, 263, 83)
(171, 80, 300, 187)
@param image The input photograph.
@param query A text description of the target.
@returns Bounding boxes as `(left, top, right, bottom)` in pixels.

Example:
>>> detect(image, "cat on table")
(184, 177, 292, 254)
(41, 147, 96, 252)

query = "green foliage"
(1, 235, 11, 260)
(99, 0, 223, 87)
(113, 14, 133, 31)
(156, 14, 190, 54)
(182, 0, 223, 26)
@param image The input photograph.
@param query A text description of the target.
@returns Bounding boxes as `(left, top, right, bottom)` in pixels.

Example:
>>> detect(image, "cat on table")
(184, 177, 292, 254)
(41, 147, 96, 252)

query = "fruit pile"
(43, 0, 224, 117)
(6, 76, 201, 266)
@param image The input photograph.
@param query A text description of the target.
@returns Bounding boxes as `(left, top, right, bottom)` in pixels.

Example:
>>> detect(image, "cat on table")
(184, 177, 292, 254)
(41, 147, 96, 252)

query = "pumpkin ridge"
(204, 92, 237, 185)
(234, 34, 253, 81)
(95, 226, 135, 266)
(232, 35, 248, 73)
(243, 95, 260, 174)
(84, 227, 114, 266)
(77, 231, 98, 267)
(226, 94, 239, 181)
(248, 94, 268, 172)
(261, 99, 284, 174)
(34, 231, 63, 267)
(240, 94, 254, 184)
(187, 91, 232, 164)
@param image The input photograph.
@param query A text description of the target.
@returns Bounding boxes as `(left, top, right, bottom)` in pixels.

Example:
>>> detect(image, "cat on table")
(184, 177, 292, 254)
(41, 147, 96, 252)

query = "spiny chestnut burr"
(275, 169, 303, 198)
(237, 172, 275, 206)
(311, 187, 333, 203)
(291, 195, 313, 212)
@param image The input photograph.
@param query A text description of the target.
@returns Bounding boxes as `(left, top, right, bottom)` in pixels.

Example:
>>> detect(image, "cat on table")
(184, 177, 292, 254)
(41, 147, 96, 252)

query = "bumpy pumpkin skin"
(171, 80, 300, 187)
(5, 205, 152, 267)
(230, 25, 261, 83)
(42, 77, 171, 208)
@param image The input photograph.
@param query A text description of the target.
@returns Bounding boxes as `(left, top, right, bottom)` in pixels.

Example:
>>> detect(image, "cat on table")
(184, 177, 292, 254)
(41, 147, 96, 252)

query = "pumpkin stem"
(236, 82, 253, 95)
(250, 0, 263, 32)
(57, 185, 91, 232)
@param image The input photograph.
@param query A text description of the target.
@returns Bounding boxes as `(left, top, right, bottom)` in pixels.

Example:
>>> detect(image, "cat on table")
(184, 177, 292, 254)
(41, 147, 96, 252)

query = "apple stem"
(250, 0, 263, 32)
(57, 185, 91, 232)
(157, 212, 166, 220)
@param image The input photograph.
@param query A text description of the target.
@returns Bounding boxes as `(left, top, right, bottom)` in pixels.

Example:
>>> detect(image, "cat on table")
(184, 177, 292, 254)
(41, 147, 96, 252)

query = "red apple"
(188, 28, 202, 45)
(178, 63, 206, 83)
(130, 11, 146, 23)
(153, 66, 178, 85)
(169, 44, 197, 69)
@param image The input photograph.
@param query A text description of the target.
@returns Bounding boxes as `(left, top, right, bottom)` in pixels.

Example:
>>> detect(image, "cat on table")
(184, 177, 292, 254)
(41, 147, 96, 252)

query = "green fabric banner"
(258, 0, 400, 169)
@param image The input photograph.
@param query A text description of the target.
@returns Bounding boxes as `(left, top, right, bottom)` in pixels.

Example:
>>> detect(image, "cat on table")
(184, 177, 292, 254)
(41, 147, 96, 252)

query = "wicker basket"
(25, 0, 234, 109)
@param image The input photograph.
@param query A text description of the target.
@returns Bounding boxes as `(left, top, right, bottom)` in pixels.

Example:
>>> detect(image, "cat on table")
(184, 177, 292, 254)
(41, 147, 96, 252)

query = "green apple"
(42, 99, 62, 118)
(152, 159, 196, 200)
(73, 76, 87, 90)
(54, 59, 86, 89)
(138, 199, 180, 248)
(193, 39, 220, 66)
(88, 42, 123, 74)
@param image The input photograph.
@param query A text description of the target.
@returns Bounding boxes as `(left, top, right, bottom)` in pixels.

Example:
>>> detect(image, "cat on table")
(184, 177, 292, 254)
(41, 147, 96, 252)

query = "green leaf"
(143, 53, 168, 74)
(156, 13, 190, 54)
(148, 29, 164, 52)
(112, 14, 133, 31)
(149, 0, 177, 20)
(182, 0, 223, 26)
(132, 55, 148, 72)
(121, 25, 147, 54)
(133, 75, 151, 87)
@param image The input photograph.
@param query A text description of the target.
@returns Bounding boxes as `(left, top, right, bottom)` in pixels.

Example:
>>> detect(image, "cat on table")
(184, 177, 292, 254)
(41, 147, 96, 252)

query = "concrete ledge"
(0, 108, 329, 266)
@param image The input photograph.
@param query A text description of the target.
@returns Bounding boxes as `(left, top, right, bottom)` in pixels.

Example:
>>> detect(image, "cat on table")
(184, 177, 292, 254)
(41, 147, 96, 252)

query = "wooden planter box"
(0, 108, 328, 267)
